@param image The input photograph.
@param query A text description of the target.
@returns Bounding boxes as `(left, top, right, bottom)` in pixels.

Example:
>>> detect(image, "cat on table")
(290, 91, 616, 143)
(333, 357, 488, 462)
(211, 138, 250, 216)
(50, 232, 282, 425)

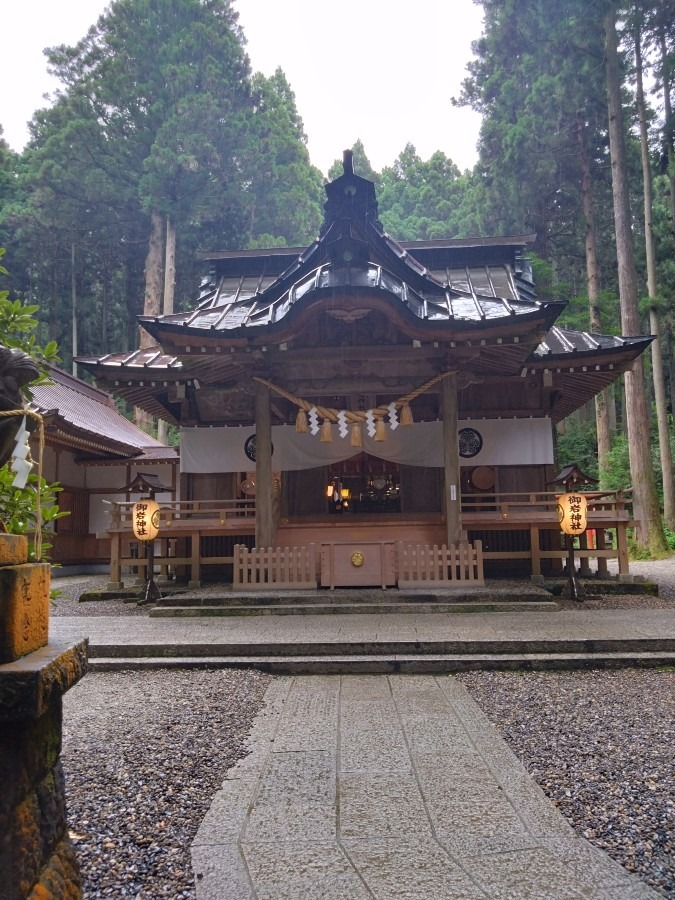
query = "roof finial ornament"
(343, 149, 354, 176)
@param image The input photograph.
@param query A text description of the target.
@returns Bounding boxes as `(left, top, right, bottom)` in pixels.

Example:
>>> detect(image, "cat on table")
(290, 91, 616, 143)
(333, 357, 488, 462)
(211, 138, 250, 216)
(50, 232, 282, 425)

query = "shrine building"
(77, 151, 650, 589)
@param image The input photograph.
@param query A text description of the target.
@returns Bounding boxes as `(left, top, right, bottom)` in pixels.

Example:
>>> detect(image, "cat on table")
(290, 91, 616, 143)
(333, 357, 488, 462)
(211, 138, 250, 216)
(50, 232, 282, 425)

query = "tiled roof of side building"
(31, 366, 167, 455)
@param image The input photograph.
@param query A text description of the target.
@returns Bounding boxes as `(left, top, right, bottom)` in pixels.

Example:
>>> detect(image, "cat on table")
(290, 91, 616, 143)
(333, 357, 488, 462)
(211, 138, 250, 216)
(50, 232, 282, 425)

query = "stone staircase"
(87, 634, 675, 674)
(147, 585, 560, 618)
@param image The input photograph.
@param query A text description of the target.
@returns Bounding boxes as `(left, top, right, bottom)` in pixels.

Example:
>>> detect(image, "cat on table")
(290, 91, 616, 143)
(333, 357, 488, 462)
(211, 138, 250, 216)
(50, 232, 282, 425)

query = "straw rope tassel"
(295, 408, 308, 433)
(350, 421, 362, 447)
(0, 408, 45, 560)
(374, 417, 387, 442)
(252, 370, 457, 434)
(320, 418, 333, 442)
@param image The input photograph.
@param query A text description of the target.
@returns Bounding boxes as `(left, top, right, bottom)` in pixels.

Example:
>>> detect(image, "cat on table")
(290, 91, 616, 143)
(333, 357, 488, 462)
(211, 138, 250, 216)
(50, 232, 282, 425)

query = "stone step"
(87, 650, 675, 674)
(151, 588, 551, 608)
(149, 600, 560, 617)
(88, 636, 675, 659)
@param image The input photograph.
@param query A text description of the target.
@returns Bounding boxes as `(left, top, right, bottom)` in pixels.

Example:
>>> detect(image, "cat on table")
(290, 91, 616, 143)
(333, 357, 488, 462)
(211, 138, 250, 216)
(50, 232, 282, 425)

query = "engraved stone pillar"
(0, 533, 87, 899)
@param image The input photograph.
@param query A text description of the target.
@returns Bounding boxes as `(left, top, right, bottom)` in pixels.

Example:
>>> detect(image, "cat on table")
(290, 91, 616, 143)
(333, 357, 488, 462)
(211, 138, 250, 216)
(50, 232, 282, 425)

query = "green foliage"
(555, 419, 599, 481)
(0, 469, 67, 560)
(663, 525, 675, 551)
(0, 250, 66, 553)
(378, 145, 471, 240)
(600, 434, 632, 491)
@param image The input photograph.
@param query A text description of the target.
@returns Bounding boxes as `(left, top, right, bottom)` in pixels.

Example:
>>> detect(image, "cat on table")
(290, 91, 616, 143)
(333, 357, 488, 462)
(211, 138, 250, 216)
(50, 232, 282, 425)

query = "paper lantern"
(557, 493, 587, 536)
(132, 498, 160, 541)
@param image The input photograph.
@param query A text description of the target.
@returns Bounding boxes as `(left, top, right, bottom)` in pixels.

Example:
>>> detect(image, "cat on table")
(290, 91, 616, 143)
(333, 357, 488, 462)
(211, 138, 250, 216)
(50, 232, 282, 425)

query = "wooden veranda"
(105, 488, 632, 589)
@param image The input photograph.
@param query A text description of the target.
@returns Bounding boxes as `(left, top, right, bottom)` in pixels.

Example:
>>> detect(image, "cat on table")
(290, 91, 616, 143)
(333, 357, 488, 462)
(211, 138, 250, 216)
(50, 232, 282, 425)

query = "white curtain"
(180, 419, 553, 473)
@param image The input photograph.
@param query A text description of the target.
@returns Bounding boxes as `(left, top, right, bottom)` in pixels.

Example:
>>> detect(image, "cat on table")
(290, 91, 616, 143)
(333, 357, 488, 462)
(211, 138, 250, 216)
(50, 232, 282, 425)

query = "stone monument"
(0, 346, 87, 899)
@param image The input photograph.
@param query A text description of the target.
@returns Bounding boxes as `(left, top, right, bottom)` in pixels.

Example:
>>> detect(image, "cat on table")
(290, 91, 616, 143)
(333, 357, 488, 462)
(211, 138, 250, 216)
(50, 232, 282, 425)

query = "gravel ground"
(458, 668, 675, 897)
(50, 555, 675, 617)
(61, 669, 271, 899)
(56, 560, 675, 898)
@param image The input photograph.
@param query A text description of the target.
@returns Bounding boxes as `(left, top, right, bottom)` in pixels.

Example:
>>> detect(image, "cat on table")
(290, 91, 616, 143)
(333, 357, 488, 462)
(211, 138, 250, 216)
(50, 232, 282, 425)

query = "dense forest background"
(0, 0, 673, 546)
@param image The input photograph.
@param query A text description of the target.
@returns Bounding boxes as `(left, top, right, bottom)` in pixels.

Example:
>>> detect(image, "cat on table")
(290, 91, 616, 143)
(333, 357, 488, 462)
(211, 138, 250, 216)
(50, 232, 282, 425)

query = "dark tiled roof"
(533, 326, 651, 358)
(159, 261, 541, 335)
(31, 366, 166, 457)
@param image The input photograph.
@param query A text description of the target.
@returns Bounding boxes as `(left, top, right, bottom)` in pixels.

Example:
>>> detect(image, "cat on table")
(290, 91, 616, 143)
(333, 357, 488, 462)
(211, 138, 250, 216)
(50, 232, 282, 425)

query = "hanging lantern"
(350, 421, 362, 447)
(557, 493, 588, 536)
(400, 403, 414, 426)
(326, 481, 335, 498)
(132, 498, 160, 541)
(320, 418, 333, 442)
(295, 408, 308, 433)
(375, 417, 387, 442)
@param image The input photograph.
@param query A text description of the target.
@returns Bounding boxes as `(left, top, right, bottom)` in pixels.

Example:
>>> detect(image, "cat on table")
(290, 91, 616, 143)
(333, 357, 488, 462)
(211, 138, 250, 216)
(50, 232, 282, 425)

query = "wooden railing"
(233, 544, 317, 590)
(106, 498, 256, 532)
(398, 541, 484, 587)
(102, 489, 632, 586)
(461, 489, 630, 520)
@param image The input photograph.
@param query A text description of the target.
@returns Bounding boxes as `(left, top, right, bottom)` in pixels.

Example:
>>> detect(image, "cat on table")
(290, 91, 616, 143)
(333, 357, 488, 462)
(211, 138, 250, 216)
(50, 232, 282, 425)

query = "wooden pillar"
(441, 373, 461, 545)
(530, 526, 542, 582)
(596, 528, 609, 578)
(255, 380, 274, 548)
(189, 530, 201, 589)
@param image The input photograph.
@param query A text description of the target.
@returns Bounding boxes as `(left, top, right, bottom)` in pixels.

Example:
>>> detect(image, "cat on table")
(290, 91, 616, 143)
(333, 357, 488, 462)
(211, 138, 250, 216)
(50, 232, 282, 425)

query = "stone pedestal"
(0, 534, 87, 900)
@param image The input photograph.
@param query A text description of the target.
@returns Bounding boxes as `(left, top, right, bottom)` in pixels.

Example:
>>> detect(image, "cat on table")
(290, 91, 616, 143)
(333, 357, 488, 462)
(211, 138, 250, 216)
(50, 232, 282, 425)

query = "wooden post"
(596, 528, 609, 578)
(530, 525, 542, 582)
(441, 373, 461, 545)
(255, 380, 274, 548)
(189, 530, 201, 589)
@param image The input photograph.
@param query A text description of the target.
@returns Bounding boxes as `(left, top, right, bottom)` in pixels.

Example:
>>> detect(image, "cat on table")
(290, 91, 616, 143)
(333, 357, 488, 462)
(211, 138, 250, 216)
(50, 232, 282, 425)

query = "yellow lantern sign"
(132, 499, 160, 541)
(557, 493, 588, 536)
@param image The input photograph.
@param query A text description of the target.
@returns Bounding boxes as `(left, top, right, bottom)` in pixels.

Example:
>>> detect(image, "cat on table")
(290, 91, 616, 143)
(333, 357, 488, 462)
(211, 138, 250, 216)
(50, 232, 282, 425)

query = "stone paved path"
(50, 607, 675, 648)
(190, 674, 657, 899)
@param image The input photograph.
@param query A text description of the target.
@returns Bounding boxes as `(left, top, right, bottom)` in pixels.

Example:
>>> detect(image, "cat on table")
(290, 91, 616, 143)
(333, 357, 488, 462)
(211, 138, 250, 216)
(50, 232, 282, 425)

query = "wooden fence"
(233, 544, 317, 590)
(397, 541, 484, 587)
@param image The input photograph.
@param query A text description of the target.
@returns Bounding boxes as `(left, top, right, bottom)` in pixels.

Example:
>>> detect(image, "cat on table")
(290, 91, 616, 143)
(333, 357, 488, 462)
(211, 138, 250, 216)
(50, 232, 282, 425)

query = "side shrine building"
(78, 152, 651, 589)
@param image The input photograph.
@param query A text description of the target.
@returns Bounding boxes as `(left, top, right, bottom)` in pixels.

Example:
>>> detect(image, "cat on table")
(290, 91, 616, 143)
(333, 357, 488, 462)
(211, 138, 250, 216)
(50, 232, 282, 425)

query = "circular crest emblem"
(244, 434, 257, 462)
(351, 551, 365, 568)
(150, 508, 161, 529)
(458, 427, 483, 459)
(244, 434, 274, 463)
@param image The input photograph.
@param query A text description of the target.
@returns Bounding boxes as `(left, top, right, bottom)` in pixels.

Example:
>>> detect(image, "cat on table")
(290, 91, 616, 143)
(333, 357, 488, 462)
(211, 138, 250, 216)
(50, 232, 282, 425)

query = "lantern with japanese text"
(557, 493, 588, 536)
(132, 499, 160, 541)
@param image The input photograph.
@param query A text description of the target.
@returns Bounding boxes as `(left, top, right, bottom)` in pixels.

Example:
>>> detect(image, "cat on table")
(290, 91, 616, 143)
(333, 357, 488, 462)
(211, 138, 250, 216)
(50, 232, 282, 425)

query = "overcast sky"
(3, 0, 484, 175)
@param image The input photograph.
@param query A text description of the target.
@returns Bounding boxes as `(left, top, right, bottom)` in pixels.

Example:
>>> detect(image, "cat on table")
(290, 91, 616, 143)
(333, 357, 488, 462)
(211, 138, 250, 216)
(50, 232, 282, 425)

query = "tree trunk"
(605, 9, 666, 553)
(576, 108, 612, 479)
(71, 242, 78, 377)
(659, 10, 675, 245)
(141, 211, 164, 350)
(156, 217, 177, 445)
(163, 217, 176, 316)
(136, 211, 164, 431)
(635, 21, 675, 528)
